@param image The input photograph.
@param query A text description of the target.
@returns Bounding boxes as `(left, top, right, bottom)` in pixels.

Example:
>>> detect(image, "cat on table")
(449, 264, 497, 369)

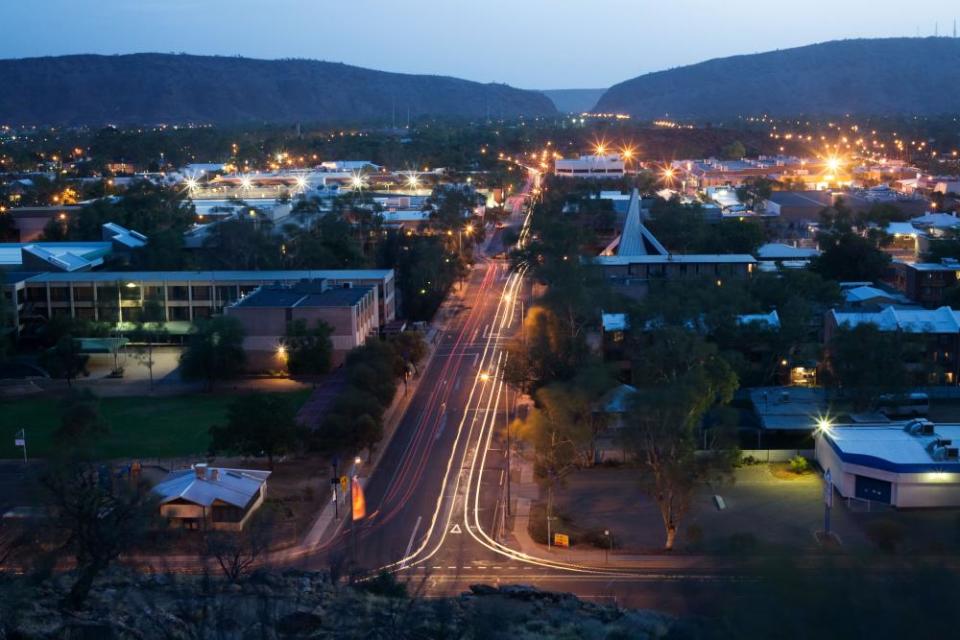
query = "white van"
(878, 392, 929, 418)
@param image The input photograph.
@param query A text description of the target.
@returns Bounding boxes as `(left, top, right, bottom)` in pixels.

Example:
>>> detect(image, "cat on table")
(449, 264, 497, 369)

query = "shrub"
(788, 455, 811, 474)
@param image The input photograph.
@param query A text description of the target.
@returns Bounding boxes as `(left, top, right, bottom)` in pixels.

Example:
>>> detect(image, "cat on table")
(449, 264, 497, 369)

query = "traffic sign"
(553, 533, 570, 548)
(340, 476, 348, 492)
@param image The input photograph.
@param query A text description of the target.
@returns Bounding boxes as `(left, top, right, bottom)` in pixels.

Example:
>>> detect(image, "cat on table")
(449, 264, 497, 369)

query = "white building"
(554, 155, 624, 179)
(817, 421, 960, 508)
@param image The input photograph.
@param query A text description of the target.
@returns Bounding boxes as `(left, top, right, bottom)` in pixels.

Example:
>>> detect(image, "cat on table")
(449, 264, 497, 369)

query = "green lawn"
(0, 390, 312, 460)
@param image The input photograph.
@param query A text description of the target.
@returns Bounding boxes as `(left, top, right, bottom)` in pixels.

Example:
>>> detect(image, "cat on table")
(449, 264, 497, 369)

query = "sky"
(3, 0, 959, 89)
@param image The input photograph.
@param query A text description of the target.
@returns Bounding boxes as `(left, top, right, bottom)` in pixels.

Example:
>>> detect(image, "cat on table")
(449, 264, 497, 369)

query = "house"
(816, 421, 960, 508)
(841, 285, 908, 309)
(892, 261, 960, 306)
(825, 305, 960, 385)
(225, 279, 380, 370)
(153, 464, 270, 531)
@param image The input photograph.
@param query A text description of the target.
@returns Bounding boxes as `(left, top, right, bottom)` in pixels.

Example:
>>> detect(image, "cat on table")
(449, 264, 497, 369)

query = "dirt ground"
(545, 463, 960, 555)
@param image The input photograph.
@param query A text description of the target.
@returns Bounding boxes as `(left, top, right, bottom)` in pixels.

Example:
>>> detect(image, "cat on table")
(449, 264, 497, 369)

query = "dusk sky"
(4, 0, 958, 89)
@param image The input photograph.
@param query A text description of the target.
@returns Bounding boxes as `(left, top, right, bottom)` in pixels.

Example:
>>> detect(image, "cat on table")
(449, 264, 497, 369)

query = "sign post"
(14, 429, 26, 464)
(823, 468, 833, 536)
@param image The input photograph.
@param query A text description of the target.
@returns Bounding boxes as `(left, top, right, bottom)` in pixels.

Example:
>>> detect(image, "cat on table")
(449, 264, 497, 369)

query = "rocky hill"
(595, 38, 960, 119)
(0, 569, 678, 639)
(0, 54, 557, 126)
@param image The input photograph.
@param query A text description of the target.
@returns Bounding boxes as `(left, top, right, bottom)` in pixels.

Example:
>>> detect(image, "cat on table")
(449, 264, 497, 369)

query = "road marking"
(450, 523, 462, 534)
(472, 353, 479, 366)
(434, 412, 448, 441)
(400, 515, 422, 569)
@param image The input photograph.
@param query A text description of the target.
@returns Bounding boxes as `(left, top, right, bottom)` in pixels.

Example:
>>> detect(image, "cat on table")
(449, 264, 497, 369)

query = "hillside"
(541, 88, 606, 113)
(596, 38, 960, 119)
(0, 53, 556, 126)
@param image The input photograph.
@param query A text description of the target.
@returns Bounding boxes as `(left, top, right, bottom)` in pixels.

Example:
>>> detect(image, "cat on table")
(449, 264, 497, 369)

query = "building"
(892, 261, 960, 306)
(5, 206, 84, 242)
(554, 155, 624, 179)
(0, 224, 147, 273)
(816, 421, 960, 508)
(594, 190, 756, 296)
(225, 279, 379, 370)
(825, 306, 960, 385)
(4, 269, 395, 335)
(764, 191, 834, 224)
(841, 285, 908, 309)
(153, 463, 270, 531)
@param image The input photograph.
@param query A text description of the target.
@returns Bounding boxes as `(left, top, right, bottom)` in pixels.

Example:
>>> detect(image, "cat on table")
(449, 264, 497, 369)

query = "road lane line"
(400, 515, 423, 569)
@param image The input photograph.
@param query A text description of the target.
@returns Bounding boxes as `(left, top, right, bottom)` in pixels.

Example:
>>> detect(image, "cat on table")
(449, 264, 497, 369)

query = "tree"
(127, 298, 167, 390)
(56, 389, 109, 443)
(622, 328, 739, 550)
(210, 393, 304, 469)
(735, 177, 776, 212)
(202, 511, 275, 583)
(179, 316, 246, 391)
(810, 198, 891, 282)
(282, 319, 333, 376)
(40, 336, 89, 386)
(721, 140, 746, 160)
(42, 459, 155, 609)
(388, 330, 428, 377)
(825, 323, 923, 410)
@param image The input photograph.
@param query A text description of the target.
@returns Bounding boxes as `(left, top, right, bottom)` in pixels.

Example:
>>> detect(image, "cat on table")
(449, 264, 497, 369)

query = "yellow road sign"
(553, 533, 570, 548)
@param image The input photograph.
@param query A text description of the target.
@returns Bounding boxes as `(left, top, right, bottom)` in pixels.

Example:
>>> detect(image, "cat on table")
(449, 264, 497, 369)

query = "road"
(280, 177, 734, 612)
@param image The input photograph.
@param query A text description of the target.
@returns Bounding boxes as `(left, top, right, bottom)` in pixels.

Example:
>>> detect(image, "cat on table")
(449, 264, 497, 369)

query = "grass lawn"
(0, 390, 312, 460)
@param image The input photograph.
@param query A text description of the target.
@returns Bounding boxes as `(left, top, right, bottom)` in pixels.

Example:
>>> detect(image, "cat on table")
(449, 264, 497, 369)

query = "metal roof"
(616, 189, 668, 258)
(823, 424, 960, 472)
(831, 306, 960, 334)
(153, 466, 270, 509)
(19, 269, 393, 284)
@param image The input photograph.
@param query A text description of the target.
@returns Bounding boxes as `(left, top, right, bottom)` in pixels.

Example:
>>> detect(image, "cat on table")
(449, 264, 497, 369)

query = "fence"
(738, 449, 815, 463)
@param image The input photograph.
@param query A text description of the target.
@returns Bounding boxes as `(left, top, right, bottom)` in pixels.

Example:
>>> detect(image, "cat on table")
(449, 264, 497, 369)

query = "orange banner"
(351, 476, 366, 521)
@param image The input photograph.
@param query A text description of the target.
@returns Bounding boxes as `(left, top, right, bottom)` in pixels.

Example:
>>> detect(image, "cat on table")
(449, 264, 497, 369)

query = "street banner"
(351, 476, 366, 521)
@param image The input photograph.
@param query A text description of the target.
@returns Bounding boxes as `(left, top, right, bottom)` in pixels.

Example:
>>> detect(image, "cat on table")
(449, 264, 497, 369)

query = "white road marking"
(400, 516, 423, 570)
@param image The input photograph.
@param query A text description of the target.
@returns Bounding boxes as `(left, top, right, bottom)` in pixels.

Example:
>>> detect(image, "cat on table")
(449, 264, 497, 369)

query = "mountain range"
(595, 38, 960, 119)
(3, 39, 960, 127)
(0, 53, 556, 126)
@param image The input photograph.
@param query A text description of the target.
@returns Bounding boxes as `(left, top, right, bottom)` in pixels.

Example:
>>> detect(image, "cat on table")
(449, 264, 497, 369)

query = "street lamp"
(603, 529, 611, 564)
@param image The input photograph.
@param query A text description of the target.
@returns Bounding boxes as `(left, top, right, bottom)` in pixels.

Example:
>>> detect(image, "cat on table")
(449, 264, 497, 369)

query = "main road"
(298, 175, 732, 612)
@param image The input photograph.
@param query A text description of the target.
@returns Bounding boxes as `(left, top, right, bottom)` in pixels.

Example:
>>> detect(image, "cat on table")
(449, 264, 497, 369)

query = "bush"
(865, 519, 905, 554)
(788, 455, 811, 474)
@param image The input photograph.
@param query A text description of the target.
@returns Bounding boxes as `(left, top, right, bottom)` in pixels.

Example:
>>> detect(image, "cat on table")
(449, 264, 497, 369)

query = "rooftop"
(749, 386, 828, 431)
(0, 242, 112, 271)
(831, 305, 960, 334)
(755, 243, 820, 260)
(12, 269, 393, 285)
(152, 465, 270, 509)
(822, 423, 960, 473)
(234, 282, 373, 309)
